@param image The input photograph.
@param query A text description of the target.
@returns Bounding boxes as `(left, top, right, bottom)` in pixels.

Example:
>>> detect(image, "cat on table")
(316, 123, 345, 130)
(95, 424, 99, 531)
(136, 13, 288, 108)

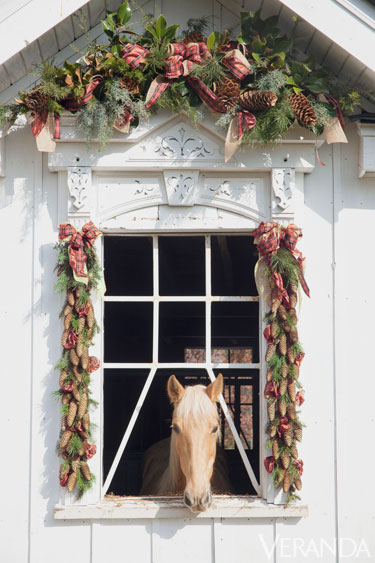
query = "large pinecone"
(183, 31, 206, 44)
(239, 89, 277, 112)
(216, 76, 241, 111)
(24, 88, 49, 111)
(288, 93, 317, 127)
(120, 76, 140, 95)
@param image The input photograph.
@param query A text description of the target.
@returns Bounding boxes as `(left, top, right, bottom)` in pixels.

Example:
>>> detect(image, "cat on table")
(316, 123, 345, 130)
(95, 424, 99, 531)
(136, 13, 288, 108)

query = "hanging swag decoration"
(55, 222, 103, 497)
(251, 222, 309, 503)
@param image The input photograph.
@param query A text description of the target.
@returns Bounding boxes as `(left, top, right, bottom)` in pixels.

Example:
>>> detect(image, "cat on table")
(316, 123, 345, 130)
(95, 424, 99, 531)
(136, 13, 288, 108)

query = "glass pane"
(211, 302, 259, 363)
(104, 236, 153, 296)
(104, 302, 153, 362)
(159, 302, 205, 362)
(211, 235, 258, 296)
(159, 236, 205, 296)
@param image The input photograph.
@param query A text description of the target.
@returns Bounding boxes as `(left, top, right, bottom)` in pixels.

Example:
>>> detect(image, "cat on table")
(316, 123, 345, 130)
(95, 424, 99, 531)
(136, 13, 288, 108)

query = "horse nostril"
(184, 492, 192, 507)
(203, 490, 212, 508)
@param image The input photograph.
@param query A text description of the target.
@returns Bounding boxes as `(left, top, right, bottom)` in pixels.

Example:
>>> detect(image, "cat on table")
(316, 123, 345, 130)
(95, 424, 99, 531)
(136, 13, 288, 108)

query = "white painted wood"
(357, 123, 375, 178)
(88, 0, 107, 27)
(91, 520, 152, 563)
(54, 17, 76, 51)
(213, 518, 277, 563)
(21, 40, 42, 73)
(54, 496, 308, 519)
(3, 52, 27, 84)
(38, 28, 59, 61)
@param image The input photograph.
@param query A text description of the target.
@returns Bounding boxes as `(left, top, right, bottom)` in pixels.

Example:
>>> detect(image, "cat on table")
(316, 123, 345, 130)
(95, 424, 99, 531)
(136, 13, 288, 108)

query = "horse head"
(167, 374, 223, 513)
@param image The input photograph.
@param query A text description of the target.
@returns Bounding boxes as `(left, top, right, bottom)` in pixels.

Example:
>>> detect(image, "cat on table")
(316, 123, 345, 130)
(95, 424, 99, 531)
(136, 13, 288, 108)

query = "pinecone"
(79, 430, 89, 440)
(294, 426, 302, 442)
(266, 367, 273, 382)
(77, 317, 86, 334)
(67, 471, 77, 493)
(216, 76, 241, 111)
(76, 334, 84, 358)
(281, 451, 290, 469)
(81, 347, 89, 370)
(271, 296, 281, 314)
(59, 370, 69, 388)
(72, 382, 80, 402)
(64, 313, 73, 330)
(283, 428, 293, 447)
(290, 327, 299, 343)
(290, 444, 298, 459)
(270, 424, 277, 438)
(275, 468, 285, 487)
(267, 401, 276, 422)
(70, 348, 79, 366)
(288, 93, 317, 127)
(239, 89, 278, 112)
(288, 381, 296, 402)
(278, 304, 287, 321)
(279, 398, 287, 416)
(78, 393, 88, 418)
(289, 292, 298, 308)
(60, 429, 72, 449)
(61, 415, 67, 430)
(67, 400, 78, 427)
(281, 363, 288, 379)
(67, 290, 75, 306)
(287, 346, 295, 364)
(61, 330, 69, 348)
(265, 343, 276, 362)
(87, 306, 95, 329)
(64, 304, 73, 316)
(71, 457, 81, 473)
(73, 367, 82, 383)
(287, 403, 297, 420)
(283, 471, 291, 492)
(279, 333, 287, 356)
(24, 88, 49, 111)
(183, 31, 206, 44)
(79, 439, 88, 456)
(282, 320, 291, 333)
(82, 412, 90, 431)
(289, 308, 298, 323)
(81, 462, 91, 481)
(271, 320, 278, 339)
(279, 379, 288, 396)
(294, 476, 302, 491)
(120, 76, 140, 95)
(272, 439, 280, 460)
(292, 364, 300, 379)
(61, 393, 71, 405)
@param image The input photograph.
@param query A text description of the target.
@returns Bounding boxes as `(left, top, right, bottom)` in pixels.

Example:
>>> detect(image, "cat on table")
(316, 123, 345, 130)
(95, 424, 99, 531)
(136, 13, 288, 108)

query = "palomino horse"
(141, 373, 230, 512)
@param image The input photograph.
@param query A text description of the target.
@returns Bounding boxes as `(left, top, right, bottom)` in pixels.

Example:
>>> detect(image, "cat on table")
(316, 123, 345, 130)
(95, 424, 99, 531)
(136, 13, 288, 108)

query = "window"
(102, 234, 261, 498)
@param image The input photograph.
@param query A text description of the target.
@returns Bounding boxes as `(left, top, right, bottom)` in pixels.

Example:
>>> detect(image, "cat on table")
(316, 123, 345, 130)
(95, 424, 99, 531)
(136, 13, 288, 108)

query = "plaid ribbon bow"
(251, 222, 310, 297)
(58, 222, 102, 283)
(237, 109, 256, 139)
(61, 76, 103, 113)
(222, 49, 252, 81)
(121, 43, 149, 69)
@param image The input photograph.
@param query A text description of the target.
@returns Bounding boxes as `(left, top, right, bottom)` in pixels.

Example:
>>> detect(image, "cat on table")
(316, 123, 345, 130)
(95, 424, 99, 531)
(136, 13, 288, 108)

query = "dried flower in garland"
(54, 221, 104, 497)
(252, 222, 309, 504)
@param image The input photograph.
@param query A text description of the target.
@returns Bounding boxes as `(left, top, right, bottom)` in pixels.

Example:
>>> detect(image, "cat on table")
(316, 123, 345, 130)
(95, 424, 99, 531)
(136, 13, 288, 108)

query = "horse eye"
(171, 424, 180, 434)
(211, 425, 218, 434)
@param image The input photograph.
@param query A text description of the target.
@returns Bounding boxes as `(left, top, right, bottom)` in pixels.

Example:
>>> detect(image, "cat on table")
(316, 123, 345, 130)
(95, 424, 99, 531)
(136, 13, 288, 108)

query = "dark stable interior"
(103, 235, 260, 496)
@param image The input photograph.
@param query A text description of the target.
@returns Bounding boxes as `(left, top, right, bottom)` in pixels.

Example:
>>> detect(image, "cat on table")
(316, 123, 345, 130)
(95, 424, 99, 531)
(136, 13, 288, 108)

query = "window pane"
(104, 302, 153, 362)
(211, 302, 259, 363)
(159, 302, 205, 362)
(159, 236, 205, 296)
(104, 236, 153, 296)
(211, 235, 258, 296)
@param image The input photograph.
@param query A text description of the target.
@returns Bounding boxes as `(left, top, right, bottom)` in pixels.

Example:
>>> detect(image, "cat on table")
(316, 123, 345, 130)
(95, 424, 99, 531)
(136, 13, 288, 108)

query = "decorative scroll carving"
(163, 170, 199, 206)
(272, 168, 294, 210)
(133, 180, 155, 197)
(156, 127, 213, 159)
(68, 167, 91, 209)
(209, 180, 232, 197)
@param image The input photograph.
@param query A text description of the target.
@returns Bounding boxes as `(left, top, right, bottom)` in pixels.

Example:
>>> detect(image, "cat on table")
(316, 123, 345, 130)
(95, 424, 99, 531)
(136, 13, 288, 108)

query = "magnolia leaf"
(293, 86, 304, 94)
(207, 32, 215, 50)
(145, 24, 158, 41)
(156, 14, 167, 38)
(164, 24, 179, 41)
(254, 257, 272, 308)
(117, 1, 132, 26)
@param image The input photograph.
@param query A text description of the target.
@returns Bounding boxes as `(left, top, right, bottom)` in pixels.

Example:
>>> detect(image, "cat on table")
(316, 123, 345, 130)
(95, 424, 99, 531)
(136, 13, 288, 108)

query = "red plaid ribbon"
(251, 222, 310, 297)
(145, 78, 171, 109)
(58, 221, 102, 278)
(222, 53, 251, 81)
(30, 110, 49, 138)
(62, 76, 103, 113)
(237, 109, 256, 139)
(121, 43, 149, 69)
(185, 76, 225, 113)
(323, 94, 345, 129)
(53, 112, 61, 139)
(115, 107, 133, 129)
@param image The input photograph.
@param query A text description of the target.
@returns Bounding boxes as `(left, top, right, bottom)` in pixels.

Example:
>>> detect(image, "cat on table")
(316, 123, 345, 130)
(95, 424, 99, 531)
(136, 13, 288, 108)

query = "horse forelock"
(173, 385, 220, 429)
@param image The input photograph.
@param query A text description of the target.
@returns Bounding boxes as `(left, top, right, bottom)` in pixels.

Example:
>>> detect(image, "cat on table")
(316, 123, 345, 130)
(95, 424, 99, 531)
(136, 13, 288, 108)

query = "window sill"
(54, 495, 308, 520)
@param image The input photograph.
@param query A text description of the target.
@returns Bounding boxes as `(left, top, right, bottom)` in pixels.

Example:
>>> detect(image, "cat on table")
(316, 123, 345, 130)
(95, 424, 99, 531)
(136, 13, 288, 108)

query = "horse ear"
(206, 373, 223, 403)
(167, 375, 185, 404)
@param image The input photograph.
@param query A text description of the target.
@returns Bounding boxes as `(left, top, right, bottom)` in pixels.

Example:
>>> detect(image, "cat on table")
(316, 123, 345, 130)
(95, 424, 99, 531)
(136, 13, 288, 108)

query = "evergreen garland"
(54, 232, 102, 498)
(0, 2, 362, 149)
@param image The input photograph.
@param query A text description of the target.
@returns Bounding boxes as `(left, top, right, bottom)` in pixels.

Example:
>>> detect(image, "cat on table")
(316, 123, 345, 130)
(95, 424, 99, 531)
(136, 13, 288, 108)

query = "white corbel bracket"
(163, 170, 200, 206)
(271, 168, 295, 222)
(68, 166, 92, 210)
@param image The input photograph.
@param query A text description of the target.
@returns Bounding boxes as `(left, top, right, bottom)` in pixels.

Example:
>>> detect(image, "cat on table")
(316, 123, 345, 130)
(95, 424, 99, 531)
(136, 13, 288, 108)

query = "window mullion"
(153, 236, 159, 364)
(205, 235, 211, 364)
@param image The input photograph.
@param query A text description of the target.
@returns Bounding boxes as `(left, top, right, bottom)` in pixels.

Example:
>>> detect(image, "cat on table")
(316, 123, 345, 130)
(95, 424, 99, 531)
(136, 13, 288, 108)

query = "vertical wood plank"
(214, 518, 276, 563)
(152, 519, 214, 563)
(55, 17, 76, 51)
(92, 521, 152, 563)
(3, 53, 26, 84)
(37, 29, 59, 60)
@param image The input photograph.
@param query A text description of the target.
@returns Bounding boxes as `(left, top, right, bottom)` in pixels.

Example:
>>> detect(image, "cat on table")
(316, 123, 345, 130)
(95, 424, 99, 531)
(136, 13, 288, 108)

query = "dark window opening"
(159, 236, 205, 296)
(159, 302, 206, 363)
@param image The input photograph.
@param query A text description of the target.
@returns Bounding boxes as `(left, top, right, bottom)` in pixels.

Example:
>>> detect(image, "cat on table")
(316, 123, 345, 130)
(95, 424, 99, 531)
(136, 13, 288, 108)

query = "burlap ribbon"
(58, 222, 102, 284)
(251, 221, 310, 299)
(225, 109, 256, 162)
(317, 93, 347, 144)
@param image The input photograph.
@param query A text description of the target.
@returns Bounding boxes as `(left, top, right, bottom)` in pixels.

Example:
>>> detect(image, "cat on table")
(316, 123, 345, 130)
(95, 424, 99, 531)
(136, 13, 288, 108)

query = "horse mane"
(166, 385, 220, 492)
